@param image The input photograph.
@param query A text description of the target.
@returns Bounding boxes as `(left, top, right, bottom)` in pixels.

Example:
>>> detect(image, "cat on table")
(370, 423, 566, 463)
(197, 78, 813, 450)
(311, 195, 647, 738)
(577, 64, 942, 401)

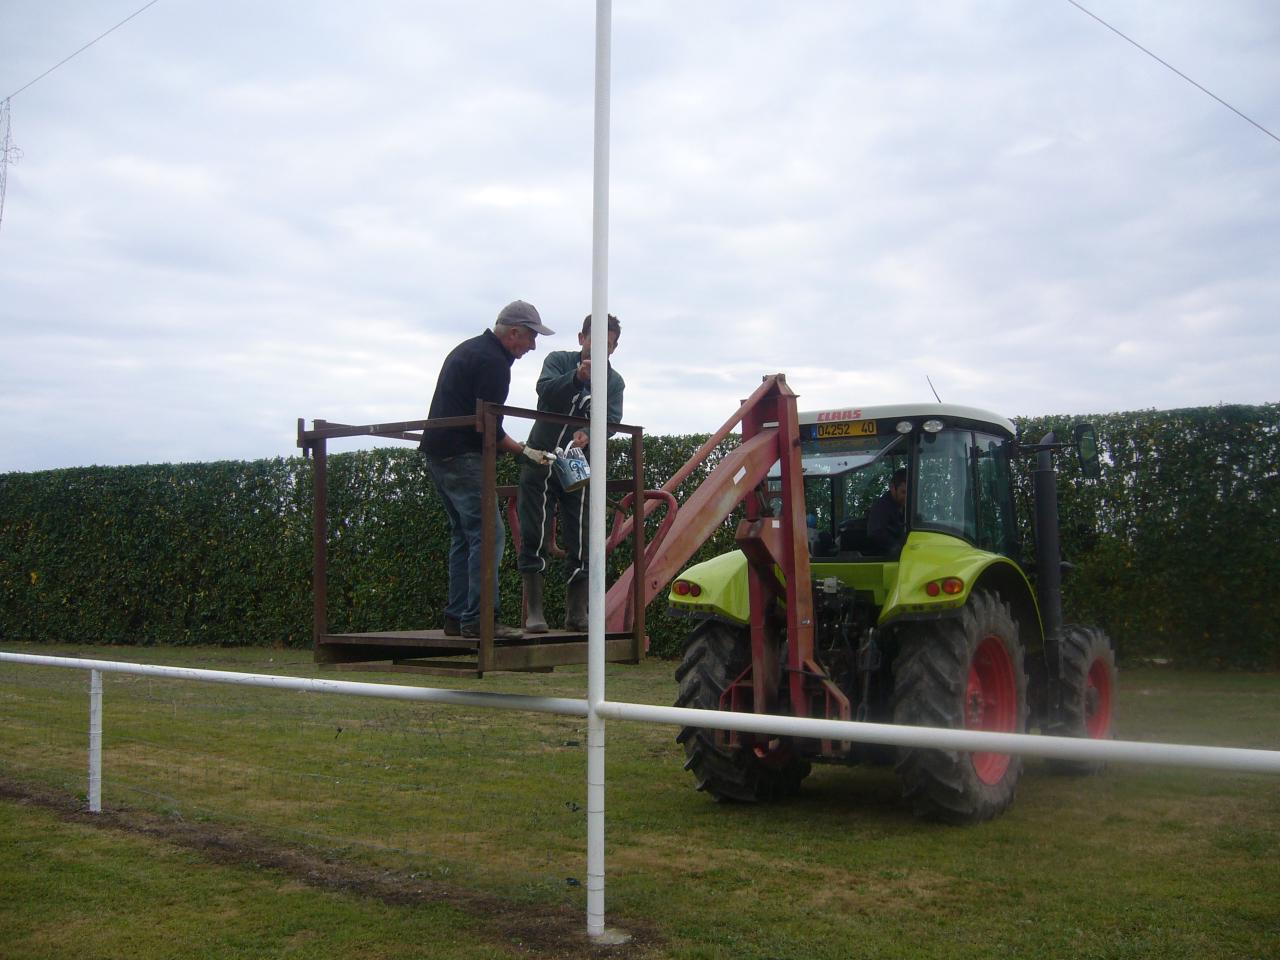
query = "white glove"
(522, 445, 556, 467)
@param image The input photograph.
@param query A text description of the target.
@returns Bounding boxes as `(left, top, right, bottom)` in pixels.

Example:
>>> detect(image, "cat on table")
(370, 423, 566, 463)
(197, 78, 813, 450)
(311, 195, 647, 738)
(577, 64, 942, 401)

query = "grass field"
(1, 644, 1277, 960)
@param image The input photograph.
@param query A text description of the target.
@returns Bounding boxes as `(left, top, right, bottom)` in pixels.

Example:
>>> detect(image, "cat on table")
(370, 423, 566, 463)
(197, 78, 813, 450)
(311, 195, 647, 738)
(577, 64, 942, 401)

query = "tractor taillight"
(925, 578, 965, 597)
(926, 581, 940, 597)
(673, 580, 701, 597)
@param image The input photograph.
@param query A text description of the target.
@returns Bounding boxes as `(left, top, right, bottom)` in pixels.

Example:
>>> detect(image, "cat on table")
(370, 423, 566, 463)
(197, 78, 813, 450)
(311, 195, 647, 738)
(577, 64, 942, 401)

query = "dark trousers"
(516, 461, 588, 584)
(424, 452, 503, 626)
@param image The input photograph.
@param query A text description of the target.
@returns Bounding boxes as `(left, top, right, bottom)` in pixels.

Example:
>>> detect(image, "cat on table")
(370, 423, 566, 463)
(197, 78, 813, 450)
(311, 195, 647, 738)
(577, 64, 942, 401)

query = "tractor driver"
(867, 467, 908, 558)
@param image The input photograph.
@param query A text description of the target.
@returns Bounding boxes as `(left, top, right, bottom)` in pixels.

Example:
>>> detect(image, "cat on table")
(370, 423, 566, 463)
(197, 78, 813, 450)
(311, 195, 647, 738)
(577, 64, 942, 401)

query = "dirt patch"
(0, 775, 663, 959)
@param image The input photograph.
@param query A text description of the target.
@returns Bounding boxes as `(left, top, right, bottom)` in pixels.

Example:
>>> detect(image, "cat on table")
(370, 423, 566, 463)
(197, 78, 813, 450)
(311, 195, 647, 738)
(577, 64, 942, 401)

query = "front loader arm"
(604, 427, 782, 630)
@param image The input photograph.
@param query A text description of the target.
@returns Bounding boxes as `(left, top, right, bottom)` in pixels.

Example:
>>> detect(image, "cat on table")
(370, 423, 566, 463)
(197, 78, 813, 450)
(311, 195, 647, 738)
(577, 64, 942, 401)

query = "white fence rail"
(596, 700, 1280, 774)
(4, 648, 1280, 938)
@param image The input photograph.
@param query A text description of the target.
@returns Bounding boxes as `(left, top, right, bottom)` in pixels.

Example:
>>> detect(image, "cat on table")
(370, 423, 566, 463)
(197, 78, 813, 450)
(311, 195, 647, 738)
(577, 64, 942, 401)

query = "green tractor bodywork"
(673, 533, 1040, 635)
(670, 402, 1115, 822)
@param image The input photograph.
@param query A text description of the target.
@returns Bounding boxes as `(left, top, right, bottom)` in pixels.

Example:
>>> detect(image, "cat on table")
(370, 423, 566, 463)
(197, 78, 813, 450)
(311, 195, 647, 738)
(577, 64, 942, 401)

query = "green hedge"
(1015, 405, 1280, 669)
(0, 460, 314, 646)
(1, 405, 1276, 668)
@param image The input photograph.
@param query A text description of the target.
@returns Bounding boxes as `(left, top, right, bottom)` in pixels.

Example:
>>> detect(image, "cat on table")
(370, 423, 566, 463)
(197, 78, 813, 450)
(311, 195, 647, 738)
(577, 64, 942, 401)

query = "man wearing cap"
(421, 300, 557, 639)
(517, 313, 624, 634)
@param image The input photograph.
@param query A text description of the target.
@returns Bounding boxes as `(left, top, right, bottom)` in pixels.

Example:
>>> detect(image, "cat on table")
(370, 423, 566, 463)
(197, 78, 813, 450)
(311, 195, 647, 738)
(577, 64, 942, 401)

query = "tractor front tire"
(674, 620, 810, 802)
(1045, 625, 1117, 774)
(891, 591, 1029, 824)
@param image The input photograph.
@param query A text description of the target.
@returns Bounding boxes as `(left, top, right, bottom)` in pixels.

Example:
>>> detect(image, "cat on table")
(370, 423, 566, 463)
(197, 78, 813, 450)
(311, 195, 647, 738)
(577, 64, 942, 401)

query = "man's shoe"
(460, 621, 524, 640)
(443, 614, 461, 637)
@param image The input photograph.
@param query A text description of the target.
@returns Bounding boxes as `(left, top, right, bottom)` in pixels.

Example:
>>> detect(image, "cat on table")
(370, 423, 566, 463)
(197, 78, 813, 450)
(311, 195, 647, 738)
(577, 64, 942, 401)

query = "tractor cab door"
(913, 427, 1020, 561)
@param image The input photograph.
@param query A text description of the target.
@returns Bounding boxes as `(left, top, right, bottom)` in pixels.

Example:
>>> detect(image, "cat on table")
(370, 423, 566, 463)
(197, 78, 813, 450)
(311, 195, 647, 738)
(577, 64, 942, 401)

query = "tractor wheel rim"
(1084, 658, 1114, 739)
(966, 635, 1017, 784)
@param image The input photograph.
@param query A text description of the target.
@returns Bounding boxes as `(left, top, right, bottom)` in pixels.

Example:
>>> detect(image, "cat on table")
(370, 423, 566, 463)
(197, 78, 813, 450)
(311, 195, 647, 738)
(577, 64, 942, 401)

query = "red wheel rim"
(966, 635, 1018, 784)
(1084, 657, 1114, 739)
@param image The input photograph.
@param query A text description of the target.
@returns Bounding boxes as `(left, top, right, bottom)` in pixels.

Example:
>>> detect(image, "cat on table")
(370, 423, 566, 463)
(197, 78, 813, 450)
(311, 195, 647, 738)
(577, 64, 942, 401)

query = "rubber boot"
(564, 577, 589, 632)
(522, 571, 548, 634)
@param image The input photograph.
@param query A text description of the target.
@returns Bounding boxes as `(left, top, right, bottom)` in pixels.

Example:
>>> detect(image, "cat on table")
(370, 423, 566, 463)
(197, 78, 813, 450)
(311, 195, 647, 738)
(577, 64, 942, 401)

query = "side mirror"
(1073, 423, 1101, 480)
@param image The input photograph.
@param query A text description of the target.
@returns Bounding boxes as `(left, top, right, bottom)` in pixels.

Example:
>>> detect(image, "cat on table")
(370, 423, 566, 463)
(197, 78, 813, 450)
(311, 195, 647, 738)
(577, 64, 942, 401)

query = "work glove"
(521, 445, 556, 467)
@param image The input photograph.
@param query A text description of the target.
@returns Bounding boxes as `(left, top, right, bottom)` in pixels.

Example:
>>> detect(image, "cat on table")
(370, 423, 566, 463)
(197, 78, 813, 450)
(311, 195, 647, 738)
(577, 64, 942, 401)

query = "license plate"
(817, 421, 877, 439)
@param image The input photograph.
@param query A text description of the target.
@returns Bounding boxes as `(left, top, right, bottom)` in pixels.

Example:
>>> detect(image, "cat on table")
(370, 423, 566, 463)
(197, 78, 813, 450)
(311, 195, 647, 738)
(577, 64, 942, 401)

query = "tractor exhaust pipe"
(1033, 431, 1064, 640)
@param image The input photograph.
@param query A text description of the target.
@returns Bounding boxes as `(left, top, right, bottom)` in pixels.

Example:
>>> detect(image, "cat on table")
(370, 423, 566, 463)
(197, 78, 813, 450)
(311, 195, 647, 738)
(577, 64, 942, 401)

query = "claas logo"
(816, 409, 861, 422)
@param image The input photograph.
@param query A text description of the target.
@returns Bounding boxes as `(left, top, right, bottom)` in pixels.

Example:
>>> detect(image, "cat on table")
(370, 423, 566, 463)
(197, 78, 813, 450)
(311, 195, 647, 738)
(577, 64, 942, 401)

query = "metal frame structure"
(296, 403, 647, 677)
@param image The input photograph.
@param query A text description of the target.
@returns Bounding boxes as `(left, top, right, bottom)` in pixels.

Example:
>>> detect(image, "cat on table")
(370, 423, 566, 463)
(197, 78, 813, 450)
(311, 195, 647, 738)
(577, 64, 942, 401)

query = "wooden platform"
(316, 628, 639, 678)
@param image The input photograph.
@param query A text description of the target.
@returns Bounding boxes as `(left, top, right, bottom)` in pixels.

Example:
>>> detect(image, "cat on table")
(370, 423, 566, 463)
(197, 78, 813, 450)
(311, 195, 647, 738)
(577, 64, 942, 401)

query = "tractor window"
(841, 454, 907, 522)
(804, 475, 835, 536)
(914, 429, 977, 542)
(974, 432, 1019, 557)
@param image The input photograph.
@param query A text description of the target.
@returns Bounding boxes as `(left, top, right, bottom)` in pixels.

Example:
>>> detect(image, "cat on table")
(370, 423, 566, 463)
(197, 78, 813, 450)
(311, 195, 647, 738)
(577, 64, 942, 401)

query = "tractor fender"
(877, 532, 1044, 651)
(666, 550, 753, 625)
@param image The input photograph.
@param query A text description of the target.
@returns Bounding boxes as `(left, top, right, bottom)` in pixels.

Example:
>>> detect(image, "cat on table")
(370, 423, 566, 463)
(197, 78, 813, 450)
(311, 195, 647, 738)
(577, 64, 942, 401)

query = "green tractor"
(668, 402, 1116, 823)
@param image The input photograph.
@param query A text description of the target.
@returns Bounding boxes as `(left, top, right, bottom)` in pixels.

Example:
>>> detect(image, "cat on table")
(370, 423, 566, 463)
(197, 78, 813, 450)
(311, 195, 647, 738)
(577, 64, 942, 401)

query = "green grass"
(2, 644, 1278, 959)
(0, 800, 513, 960)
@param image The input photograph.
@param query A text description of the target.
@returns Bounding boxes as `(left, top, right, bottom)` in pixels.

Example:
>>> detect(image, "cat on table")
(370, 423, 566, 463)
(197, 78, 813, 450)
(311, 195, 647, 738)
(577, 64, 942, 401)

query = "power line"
(2, 0, 165, 232)
(1065, 0, 1280, 146)
(4, 0, 166, 102)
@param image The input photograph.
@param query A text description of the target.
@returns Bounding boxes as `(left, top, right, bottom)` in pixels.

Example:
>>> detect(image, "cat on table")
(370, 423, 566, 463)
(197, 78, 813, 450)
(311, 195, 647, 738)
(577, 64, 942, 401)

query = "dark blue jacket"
(420, 329, 514, 458)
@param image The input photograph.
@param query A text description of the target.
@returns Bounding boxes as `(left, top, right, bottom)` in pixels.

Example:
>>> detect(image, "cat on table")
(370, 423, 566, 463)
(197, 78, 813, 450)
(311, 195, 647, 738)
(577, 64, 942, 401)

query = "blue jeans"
(424, 452, 503, 627)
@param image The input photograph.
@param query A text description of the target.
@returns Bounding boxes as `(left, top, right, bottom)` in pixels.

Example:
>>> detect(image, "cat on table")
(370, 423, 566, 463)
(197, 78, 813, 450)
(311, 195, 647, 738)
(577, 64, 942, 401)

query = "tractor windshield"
(786, 426, 908, 556)
(797, 424, 901, 475)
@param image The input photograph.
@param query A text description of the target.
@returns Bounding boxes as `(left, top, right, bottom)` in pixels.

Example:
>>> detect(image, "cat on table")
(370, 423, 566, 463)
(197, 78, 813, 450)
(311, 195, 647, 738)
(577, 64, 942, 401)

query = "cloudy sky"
(1, 1, 1277, 473)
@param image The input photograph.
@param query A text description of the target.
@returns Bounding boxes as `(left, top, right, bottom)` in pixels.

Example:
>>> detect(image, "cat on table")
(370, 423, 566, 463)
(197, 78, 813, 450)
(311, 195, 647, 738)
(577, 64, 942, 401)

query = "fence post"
(88, 669, 102, 813)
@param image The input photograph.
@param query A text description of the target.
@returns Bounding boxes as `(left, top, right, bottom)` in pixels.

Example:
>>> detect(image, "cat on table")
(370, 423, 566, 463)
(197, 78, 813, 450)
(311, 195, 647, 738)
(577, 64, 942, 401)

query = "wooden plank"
(490, 638, 636, 671)
(327, 660, 487, 678)
(320, 631, 478, 650)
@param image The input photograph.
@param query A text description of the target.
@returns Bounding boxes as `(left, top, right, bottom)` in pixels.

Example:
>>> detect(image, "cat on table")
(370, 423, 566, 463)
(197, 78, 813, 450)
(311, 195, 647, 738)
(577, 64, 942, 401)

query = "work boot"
(522, 572, 548, 634)
(493, 622, 523, 640)
(461, 620, 524, 640)
(564, 578, 589, 632)
(443, 614, 461, 637)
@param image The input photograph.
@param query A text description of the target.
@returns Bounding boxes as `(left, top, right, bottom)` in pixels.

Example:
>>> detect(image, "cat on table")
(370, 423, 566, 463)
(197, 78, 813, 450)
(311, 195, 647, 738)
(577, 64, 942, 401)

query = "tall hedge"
(0, 460, 313, 646)
(1015, 405, 1280, 669)
(1, 404, 1276, 668)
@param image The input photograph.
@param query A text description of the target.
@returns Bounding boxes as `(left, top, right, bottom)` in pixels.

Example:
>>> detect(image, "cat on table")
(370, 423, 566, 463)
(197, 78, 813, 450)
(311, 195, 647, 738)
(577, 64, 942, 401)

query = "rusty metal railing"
(296, 403, 647, 676)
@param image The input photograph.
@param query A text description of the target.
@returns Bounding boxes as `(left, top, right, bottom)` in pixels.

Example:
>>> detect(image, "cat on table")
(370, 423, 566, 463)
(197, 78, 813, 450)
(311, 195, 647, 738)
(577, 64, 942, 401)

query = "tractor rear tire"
(674, 620, 811, 802)
(891, 590, 1029, 824)
(1045, 625, 1117, 774)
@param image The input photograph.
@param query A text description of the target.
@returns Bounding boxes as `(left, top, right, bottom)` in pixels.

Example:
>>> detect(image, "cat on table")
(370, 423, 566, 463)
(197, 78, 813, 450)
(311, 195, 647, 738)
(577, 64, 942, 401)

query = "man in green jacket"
(516, 314, 624, 632)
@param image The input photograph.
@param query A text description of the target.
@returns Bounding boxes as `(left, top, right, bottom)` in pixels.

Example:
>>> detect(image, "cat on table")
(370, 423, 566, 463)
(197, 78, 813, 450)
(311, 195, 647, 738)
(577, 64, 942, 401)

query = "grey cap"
(496, 300, 555, 336)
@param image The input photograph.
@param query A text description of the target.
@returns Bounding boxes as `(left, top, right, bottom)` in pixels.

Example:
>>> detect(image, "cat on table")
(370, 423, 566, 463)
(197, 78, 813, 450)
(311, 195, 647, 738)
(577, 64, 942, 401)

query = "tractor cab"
(792, 404, 1020, 566)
